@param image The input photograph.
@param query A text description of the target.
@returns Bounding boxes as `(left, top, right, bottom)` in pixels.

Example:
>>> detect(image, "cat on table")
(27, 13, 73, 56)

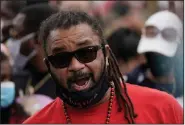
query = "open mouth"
(71, 77, 91, 91)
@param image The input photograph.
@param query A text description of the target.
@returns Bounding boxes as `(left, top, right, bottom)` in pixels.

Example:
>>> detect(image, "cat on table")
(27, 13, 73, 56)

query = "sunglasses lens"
(48, 53, 71, 68)
(76, 46, 99, 63)
(162, 28, 177, 42)
(144, 26, 159, 38)
(48, 46, 101, 68)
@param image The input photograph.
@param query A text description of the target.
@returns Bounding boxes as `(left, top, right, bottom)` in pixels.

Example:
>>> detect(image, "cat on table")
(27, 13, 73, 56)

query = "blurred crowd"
(0, 0, 184, 124)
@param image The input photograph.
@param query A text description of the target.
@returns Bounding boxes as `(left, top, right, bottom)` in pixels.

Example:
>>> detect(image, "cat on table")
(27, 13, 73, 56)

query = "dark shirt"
(12, 65, 56, 99)
(126, 64, 181, 98)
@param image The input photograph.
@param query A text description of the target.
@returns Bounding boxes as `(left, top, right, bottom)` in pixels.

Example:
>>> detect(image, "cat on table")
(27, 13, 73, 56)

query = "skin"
(12, 13, 47, 73)
(1, 60, 11, 82)
(118, 54, 146, 75)
(46, 23, 110, 93)
(146, 69, 175, 84)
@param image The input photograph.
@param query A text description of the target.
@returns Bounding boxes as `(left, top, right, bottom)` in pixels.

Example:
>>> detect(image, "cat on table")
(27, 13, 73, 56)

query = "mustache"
(67, 71, 92, 84)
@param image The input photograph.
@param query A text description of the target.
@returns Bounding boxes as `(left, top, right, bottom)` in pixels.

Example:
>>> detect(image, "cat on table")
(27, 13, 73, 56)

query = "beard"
(48, 62, 110, 108)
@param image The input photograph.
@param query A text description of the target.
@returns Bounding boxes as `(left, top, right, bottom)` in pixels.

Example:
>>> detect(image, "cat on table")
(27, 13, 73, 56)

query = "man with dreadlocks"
(23, 11, 183, 124)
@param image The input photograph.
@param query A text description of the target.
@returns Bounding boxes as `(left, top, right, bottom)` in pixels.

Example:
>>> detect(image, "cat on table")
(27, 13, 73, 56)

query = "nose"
(68, 57, 85, 72)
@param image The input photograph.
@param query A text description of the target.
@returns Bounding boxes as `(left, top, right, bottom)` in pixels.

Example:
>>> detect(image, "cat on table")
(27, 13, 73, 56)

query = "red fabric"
(23, 84, 183, 124)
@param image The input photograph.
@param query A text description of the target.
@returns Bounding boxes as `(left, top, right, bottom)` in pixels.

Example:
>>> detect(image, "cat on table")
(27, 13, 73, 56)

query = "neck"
(147, 69, 175, 84)
(118, 60, 128, 75)
(92, 87, 111, 107)
(118, 59, 140, 75)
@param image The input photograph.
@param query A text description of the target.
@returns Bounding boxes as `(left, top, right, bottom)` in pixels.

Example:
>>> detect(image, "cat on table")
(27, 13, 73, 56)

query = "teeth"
(71, 78, 91, 91)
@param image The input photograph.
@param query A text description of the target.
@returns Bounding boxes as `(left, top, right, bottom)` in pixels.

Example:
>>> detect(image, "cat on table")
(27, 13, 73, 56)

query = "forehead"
(47, 23, 100, 54)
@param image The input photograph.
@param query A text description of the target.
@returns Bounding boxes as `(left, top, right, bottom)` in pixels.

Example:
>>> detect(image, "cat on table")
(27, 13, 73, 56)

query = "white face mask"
(6, 33, 37, 70)
(1, 81, 15, 108)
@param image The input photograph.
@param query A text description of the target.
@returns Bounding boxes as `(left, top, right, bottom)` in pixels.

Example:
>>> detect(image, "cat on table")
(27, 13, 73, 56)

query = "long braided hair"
(39, 11, 137, 123)
(101, 38, 137, 123)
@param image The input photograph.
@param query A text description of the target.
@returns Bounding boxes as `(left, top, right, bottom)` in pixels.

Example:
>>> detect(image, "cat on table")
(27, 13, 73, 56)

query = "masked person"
(137, 10, 183, 98)
(3, 4, 58, 123)
(0, 44, 28, 124)
(23, 11, 183, 124)
(8, 4, 57, 98)
(0, 50, 15, 123)
(107, 27, 146, 84)
(6, 4, 57, 73)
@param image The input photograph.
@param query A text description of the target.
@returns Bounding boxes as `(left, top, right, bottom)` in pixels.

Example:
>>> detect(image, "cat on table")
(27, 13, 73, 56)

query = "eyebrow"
(76, 39, 93, 46)
(51, 38, 93, 54)
(51, 47, 65, 54)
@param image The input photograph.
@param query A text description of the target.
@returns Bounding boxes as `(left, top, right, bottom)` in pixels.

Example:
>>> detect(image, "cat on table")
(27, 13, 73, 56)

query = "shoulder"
(125, 83, 183, 123)
(23, 97, 64, 124)
(126, 83, 180, 105)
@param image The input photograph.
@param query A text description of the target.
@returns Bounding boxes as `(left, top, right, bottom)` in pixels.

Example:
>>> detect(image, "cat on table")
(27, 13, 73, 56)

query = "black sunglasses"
(47, 45, 103, 68)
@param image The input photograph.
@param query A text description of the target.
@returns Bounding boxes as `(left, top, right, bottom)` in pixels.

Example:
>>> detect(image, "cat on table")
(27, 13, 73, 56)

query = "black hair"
(19, 4, 57, 36)
(39, 11, 137, 123)
(111, 1, 130, 17)
(107, 27, 141, 62)
(26, 0, 48, 6)
(39, 11, 104, 54)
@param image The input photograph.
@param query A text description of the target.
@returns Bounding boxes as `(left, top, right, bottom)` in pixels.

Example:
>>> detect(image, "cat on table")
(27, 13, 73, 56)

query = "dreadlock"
(39, 11, 137, 123)
(108, 48, 138, 123)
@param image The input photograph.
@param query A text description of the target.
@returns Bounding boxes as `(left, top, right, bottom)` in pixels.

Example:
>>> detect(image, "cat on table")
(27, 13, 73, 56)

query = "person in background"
(26, 0, 49, 6)
(6, 4, 57, 73)
(107, 27, 146, 83)
(0, 49, 15, 124)
(173, 40, 184, 107)
(4, 4, 58, 123)
(23, 11, 182, 124)
(10, 3, 58, 97)
(101, 1, 145, 37)
(1, 1, 26, 43)
(57, 1, 92, 13)
(137, 11, 183, 100)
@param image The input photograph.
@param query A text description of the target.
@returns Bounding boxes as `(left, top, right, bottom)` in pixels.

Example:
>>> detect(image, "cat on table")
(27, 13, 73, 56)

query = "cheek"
(50, 67, 68, 89)
(86, 51, 105, 81)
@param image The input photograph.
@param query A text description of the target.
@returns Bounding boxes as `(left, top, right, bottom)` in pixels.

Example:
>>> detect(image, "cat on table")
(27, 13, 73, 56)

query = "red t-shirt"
(23, 84, 183, 124)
